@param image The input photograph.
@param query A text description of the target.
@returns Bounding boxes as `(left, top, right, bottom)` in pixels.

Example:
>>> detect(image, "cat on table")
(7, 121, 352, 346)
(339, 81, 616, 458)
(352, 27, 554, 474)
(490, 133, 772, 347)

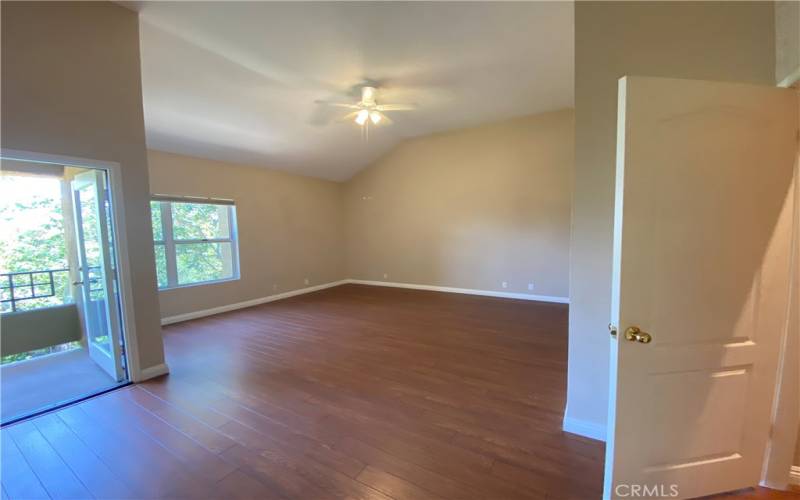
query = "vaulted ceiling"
(131, 2, 574, 181)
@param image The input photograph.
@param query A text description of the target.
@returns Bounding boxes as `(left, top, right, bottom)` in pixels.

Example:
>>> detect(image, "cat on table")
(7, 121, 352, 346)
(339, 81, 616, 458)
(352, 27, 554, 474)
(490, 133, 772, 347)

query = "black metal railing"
(0, 268, 70, 312)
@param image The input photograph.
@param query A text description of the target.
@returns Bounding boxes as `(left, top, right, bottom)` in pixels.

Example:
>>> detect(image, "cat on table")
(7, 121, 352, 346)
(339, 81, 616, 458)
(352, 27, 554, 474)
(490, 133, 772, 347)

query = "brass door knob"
(624, 326, 652, 343)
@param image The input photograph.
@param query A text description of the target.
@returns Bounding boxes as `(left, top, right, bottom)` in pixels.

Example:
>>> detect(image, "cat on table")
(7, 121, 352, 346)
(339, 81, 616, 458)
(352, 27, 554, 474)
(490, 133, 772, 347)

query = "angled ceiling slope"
(134, 1, 574, 181)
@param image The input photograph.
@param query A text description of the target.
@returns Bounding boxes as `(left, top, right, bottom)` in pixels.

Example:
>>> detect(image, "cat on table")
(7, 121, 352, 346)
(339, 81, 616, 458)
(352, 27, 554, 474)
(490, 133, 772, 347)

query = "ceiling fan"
(316, 86, 415, 135)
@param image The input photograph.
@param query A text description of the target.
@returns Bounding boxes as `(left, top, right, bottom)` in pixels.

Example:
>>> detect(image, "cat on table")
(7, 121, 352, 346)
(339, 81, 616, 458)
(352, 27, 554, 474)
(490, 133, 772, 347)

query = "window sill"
(157, 276, 240, 292)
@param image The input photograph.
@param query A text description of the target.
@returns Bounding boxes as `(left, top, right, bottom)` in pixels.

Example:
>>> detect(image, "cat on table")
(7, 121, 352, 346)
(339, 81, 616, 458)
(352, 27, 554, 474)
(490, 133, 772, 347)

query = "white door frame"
(761, 157, 799, 488)
(762, 76, 800, 490)
(0, 148, 144, 382)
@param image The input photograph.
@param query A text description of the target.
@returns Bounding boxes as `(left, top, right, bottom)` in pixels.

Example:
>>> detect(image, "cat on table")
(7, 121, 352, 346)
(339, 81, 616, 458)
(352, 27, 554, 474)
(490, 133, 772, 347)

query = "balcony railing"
(0, 268, 71, 313)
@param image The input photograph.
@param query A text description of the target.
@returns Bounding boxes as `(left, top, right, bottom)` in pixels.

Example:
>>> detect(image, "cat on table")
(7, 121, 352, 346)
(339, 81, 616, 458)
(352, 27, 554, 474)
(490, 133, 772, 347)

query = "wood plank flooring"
(1, 284, 796, 499)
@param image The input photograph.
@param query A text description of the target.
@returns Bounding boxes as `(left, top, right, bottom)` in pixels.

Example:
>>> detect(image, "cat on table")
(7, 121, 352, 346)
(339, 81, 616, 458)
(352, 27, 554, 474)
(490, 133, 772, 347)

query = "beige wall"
(150, 111, 572, 317)
(777, 0, 800, 85)
(343, 110, 573, 299)
(568, 1, 776, 433)
(147, 150, 345, 319)
(1, 1, 166, 376)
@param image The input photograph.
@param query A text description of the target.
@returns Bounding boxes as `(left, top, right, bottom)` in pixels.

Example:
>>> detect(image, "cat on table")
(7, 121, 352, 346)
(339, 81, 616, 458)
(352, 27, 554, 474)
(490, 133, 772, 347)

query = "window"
(150, 198, 239, 289)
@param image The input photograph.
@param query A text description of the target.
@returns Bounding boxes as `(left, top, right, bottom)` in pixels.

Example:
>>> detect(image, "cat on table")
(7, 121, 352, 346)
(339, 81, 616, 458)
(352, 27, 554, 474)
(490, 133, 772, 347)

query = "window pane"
(176, 242, 234, 285)
(78, 182, 101, 268)
(154, 244, 168, 288)
(171, 203, 230, 240)
(150, 201, 163, 241)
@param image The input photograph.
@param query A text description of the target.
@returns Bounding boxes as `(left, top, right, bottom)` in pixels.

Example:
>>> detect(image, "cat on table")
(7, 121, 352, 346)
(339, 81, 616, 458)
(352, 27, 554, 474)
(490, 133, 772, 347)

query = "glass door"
(71, 170, 126, 381)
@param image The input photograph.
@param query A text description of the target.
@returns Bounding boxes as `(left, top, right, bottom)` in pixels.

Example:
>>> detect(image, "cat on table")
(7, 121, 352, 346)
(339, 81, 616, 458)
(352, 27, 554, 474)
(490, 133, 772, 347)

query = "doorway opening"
(0, 157, 130, 425)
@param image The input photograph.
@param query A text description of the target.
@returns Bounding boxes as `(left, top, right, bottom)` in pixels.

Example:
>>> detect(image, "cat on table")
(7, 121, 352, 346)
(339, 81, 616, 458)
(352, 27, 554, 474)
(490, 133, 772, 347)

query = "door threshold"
(1, 381, 131, 428)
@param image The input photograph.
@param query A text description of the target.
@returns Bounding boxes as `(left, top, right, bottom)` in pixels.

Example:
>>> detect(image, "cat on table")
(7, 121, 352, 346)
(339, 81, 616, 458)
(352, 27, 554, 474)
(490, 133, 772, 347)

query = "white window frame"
(151, 196, 240, 290)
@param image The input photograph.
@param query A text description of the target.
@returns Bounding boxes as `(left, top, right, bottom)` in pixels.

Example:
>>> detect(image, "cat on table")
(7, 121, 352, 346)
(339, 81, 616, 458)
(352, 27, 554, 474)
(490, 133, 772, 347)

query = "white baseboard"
(778, 67, 800, 88)
(790, 466, 800, 487)
(135, 362, 170, 382)
(345, 279, 569, 304)
(562, 415, 607, 442)
(160, 280, 348, 326)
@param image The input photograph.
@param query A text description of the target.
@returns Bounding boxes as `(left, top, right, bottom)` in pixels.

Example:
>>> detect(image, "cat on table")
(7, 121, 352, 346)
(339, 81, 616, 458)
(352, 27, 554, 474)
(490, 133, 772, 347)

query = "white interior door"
(71, 170, 125, 381)
(606, 76, 798, 499)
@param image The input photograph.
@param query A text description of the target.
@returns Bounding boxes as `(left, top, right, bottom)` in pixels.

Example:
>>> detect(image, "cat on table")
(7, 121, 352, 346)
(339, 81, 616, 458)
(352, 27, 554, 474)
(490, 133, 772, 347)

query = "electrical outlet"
(528, 283, 534, 291)
(383, 273, 388, 279)
(304, 278, 310, 285)
(501, 281, 508, 289)
(273, 284, 278, 291)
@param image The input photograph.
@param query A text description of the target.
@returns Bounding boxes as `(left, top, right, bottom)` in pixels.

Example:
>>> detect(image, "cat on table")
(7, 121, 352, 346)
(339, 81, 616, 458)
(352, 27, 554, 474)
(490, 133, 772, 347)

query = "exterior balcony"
(1, 267, 118, 423)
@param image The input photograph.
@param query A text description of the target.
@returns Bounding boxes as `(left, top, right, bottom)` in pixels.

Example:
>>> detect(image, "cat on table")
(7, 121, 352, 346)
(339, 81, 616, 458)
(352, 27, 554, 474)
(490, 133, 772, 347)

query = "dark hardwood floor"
(1, 284, 796, 499)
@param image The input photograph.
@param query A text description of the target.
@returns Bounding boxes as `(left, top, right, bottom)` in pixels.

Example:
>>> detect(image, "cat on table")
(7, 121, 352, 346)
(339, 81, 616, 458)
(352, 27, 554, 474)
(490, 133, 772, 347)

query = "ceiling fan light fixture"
(318, 86, 412, 133)
(355, 109, 369, 125)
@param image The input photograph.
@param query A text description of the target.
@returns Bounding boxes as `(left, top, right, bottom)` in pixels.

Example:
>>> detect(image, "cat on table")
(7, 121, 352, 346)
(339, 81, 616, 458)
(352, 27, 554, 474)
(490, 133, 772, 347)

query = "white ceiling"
(132, 2, 574, 181)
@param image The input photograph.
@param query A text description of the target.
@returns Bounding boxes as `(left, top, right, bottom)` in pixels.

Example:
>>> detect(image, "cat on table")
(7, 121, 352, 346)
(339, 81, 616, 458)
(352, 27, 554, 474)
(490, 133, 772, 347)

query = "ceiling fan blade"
(375, 104, 416, 111)
(315, 100, 361, 109)
(337, 111, 362, 122)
